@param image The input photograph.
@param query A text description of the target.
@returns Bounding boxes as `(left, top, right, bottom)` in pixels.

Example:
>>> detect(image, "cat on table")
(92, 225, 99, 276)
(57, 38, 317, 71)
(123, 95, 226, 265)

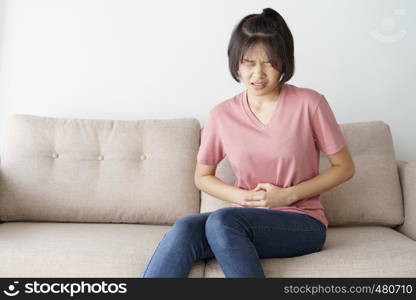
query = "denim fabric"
(141, 207, 326, 278)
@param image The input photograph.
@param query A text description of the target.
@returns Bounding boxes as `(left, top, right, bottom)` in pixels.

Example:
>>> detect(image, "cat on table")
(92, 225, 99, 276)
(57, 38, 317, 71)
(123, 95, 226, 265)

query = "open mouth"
(252, 82, 266, 89)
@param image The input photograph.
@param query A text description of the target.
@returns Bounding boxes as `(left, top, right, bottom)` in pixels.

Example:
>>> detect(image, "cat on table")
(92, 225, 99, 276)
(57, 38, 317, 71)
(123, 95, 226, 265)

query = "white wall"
(0, 0, 415, 161)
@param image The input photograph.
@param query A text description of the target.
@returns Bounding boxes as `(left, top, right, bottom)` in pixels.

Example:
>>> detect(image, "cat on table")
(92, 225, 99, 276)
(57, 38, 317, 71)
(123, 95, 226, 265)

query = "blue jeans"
(140, 207, 326, 278)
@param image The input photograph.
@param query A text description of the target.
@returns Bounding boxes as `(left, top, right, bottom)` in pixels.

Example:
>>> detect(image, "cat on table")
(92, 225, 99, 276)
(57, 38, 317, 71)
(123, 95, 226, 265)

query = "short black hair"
(227, 8, 295, 84)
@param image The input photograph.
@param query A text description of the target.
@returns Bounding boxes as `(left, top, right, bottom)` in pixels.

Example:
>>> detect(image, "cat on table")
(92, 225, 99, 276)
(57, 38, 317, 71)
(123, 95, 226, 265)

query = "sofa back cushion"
(201, 121, 404, 227)
(0, 114, 201, 225)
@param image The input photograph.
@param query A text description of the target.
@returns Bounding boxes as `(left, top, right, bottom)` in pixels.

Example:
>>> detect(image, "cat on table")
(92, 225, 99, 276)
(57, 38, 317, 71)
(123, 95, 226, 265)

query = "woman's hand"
(239, 183, 291, 209)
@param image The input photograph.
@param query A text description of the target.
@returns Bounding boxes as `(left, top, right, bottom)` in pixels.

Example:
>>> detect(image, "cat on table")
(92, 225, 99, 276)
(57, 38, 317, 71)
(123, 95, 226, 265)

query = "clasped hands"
(238, 182, 291, 209)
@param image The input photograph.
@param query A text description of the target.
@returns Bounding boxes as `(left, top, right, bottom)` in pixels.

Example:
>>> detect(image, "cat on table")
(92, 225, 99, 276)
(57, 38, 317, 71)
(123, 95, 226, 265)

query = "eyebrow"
(243, 59, 271, 63)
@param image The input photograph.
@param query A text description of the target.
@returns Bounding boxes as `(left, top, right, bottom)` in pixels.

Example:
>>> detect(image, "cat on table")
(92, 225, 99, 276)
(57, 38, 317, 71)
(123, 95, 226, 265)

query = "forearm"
(286, 166, 354, 205)
(195, 175, 243, 205)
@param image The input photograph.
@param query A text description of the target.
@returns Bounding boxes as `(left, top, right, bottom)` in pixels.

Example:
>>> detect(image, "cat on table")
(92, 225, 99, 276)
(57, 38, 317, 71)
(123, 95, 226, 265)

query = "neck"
(247, 84, 283, 107)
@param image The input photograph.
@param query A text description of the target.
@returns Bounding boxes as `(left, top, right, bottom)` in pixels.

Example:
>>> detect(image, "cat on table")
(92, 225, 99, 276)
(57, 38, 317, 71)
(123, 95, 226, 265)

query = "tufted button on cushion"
(97, 155, 104, 160)
(140, 154, 147, 160)
(52, 153, 59, 159)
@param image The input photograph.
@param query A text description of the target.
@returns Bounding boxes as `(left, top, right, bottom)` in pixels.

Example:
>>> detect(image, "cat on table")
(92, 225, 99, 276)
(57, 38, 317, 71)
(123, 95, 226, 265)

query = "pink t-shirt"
(197, 83, 347, 229)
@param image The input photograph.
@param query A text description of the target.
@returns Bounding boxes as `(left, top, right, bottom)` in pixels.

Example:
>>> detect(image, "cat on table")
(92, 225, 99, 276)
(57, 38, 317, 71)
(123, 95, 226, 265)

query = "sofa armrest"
(396, 161, 416, 241)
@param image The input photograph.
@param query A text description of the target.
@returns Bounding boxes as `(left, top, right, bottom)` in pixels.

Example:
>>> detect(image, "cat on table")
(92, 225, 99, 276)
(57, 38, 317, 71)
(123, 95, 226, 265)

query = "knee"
(169, 214, 204, 240)
(205, 207, 240, 238)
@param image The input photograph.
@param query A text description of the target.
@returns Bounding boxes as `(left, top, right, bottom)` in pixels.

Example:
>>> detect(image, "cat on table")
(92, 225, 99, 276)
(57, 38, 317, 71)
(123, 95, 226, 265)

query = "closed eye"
(243, 59, 272, 65)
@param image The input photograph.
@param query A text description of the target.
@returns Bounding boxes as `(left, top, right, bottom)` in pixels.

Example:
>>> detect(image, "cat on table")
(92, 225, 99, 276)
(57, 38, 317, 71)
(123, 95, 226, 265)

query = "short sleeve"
(311, 96, 347, 155)
(197, 109, 226, 165)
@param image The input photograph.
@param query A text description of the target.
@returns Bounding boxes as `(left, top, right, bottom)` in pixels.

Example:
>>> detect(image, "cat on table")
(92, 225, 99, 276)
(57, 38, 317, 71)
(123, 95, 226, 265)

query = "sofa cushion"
(0, 114, 201, 224)
(204, 226, 416, 277)
(201, 121, 404, 227)
(396, 161, 416, 241)
(0, 222, 205, 277)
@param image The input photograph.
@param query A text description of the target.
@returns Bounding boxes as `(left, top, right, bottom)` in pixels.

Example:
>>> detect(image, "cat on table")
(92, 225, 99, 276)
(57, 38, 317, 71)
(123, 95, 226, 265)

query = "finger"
(245, 200, 267, 208)
(254, 191, 267, 200)
(244, 197, 261, 203)
(244, 194, 252, 201)
(254, 183, 262, 191)
(245, 193, 264, 201)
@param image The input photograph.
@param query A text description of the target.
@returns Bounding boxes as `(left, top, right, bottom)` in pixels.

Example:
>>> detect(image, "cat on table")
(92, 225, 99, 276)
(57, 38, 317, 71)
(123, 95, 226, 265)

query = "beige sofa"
(0, 114, 415, 277)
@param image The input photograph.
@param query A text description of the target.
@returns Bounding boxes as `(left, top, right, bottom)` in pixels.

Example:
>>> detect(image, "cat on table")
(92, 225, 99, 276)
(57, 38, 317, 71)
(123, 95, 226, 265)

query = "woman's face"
(238, 43, 282, 97)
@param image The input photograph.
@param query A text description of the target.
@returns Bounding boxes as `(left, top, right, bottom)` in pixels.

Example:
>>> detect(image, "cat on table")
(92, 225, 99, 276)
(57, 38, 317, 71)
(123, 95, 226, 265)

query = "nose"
(253, 64, 266, 77)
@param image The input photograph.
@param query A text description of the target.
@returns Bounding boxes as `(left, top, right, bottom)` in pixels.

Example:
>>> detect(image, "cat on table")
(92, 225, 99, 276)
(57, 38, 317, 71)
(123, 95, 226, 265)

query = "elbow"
(194, 176, 202, 190)
(195, 174, 212, 191)
(346, 165, 355, 180)
(350, 162, 356, 177)
(337, 164, 355, 181)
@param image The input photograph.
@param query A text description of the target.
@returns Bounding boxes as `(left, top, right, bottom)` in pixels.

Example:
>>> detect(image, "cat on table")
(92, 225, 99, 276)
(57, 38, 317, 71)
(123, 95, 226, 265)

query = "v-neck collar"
(242, 83, 288, 130)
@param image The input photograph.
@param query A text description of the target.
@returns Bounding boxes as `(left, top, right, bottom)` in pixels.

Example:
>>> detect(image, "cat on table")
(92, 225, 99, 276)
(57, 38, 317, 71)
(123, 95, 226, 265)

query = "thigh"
(171, 212, 214, 260)
(228, 207, 326, 258)
(171, 212, 211, 239)
(174, 212, 211, 228)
